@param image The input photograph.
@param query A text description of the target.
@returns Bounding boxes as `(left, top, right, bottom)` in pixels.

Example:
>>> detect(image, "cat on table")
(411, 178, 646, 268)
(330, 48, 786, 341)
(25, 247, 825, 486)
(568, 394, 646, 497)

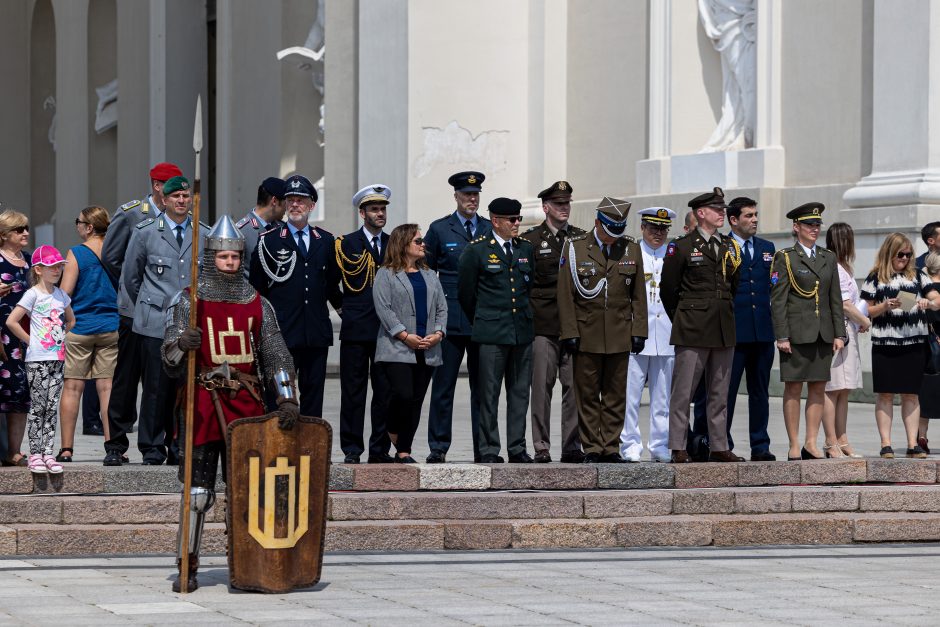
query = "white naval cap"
(638, 206, 677, 226)
(353, 184, 391, 209)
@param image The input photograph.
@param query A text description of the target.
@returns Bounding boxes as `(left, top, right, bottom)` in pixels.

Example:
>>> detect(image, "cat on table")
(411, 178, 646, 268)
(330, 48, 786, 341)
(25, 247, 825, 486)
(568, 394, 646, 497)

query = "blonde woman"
(861, 233, 933, 458)
(0, 209, 31, 466)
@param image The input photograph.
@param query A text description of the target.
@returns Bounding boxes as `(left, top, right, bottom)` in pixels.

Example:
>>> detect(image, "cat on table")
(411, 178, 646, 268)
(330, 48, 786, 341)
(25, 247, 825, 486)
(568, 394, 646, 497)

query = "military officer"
(660, 187, 744, 463)
(519, 180, 585, 463)
(423, 171, 493, 463)
(620, 207, 675, 463)
(236, 177, 287, 266)
(336, 184, 392, 464)
(458, 197, 535, 463)
(691, 197, 778, 461)
(101, 161, 182, 465)
(770, 202, 845, 461)
(249, 174, 342, 418)
(557, 197, 648, 463)
(116, 175, 206, 466)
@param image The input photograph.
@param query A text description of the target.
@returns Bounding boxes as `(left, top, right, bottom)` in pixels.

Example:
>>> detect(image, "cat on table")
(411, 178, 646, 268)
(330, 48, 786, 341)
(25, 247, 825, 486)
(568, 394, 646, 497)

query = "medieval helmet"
(205, 215, 245, 251)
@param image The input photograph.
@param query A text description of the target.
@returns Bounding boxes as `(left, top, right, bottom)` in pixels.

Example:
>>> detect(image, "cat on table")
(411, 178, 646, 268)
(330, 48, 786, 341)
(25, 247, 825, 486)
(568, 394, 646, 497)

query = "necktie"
(175, 225, 184, 248)
(744, 240, 752, 263)
(371, 236, 380, 258)
(712, 238, 720, 257)
(602, 244, 610, 259)
(810, 247, 816, 260)
(503, 242, 512, 259)
(296, 230, 308, 257)
(465, 220, 473, 240)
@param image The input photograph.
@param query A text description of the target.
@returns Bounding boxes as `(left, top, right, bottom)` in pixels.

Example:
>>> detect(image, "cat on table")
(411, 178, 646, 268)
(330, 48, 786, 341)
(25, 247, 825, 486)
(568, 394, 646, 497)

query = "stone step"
(2, 484, 940, 527)
(4, 511, 940, 555)
(2, 457, 939, 495)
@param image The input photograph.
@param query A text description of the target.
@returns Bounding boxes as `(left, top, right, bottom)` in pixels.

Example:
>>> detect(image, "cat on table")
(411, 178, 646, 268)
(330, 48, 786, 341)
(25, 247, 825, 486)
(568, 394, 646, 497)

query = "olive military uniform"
(519, 219, 585, 460)
(557, 219, 648, 460)
(660, 223, 741, 455)
(457, 200, 535, 462)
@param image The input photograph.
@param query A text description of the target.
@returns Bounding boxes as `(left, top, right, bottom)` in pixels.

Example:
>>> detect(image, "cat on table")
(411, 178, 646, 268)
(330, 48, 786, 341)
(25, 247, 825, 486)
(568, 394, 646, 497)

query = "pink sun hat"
(31, 245, 66, 267)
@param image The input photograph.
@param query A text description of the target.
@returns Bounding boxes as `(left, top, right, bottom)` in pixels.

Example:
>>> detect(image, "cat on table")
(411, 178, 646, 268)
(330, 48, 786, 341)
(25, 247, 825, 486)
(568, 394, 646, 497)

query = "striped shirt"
(861, 271, 930, 346)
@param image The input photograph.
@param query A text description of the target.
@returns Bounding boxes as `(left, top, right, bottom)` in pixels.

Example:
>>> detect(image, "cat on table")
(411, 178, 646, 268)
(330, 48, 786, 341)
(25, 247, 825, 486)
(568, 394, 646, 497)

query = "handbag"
(926, 330, 940, 375)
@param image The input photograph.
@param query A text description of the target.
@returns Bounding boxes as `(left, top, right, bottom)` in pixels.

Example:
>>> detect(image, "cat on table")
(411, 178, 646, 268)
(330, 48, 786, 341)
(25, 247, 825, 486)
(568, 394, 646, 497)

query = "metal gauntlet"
(273, 369, 297, 402)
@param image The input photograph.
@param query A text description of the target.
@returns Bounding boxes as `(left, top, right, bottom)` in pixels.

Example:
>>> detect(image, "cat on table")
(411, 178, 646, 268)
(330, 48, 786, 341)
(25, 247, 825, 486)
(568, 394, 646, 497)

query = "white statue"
(698, 0, 756, 152)
(276, 1, 325, 148)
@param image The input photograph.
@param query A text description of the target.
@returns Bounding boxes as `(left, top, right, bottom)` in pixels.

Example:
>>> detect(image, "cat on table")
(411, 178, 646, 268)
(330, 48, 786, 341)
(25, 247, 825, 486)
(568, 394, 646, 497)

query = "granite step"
(5, 511, 940, 555)
(2, 458, 939, 495)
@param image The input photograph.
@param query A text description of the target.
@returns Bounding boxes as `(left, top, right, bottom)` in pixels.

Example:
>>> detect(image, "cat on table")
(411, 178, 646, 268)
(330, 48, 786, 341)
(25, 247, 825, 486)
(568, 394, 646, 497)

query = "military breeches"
(573, 351, 629, 456)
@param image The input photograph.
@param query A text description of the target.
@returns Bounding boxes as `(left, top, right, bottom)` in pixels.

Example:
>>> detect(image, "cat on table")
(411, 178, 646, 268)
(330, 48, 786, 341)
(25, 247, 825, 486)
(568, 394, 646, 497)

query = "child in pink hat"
(5, 245, 75, 474)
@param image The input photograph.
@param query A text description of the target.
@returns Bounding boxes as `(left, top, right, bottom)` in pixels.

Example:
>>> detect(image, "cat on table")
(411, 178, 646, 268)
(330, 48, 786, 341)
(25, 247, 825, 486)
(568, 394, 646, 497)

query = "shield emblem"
(227, 413, 331, 593)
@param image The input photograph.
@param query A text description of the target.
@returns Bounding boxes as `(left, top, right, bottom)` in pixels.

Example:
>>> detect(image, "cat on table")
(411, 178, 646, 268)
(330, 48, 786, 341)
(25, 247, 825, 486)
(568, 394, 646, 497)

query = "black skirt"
(872, 343, 928, 395)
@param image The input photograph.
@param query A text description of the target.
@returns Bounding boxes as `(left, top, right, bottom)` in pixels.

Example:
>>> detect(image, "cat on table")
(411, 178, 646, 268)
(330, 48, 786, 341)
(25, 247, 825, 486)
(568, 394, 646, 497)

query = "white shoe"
(43, 455, 63, 474)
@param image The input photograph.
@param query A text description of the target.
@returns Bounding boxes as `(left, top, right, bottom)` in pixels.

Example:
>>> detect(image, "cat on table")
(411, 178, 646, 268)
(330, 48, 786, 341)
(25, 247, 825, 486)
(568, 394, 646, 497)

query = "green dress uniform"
(557, 198, 648, 460)
(660, 187, 742, 459)
(769, 203, 846, 382)
(457, 199, 535, 462)
(519, 197, 586, 462)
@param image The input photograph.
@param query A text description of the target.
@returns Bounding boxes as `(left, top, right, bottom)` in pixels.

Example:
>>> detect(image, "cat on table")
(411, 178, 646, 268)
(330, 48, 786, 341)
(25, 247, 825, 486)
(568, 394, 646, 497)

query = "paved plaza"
(0, 545, 937, 625)
(59, 375, 925, 465)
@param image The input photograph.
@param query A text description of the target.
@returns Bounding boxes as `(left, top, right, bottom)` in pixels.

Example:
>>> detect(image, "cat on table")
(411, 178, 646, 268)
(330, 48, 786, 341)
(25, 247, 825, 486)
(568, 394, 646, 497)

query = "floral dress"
(0, 254, 31, 413)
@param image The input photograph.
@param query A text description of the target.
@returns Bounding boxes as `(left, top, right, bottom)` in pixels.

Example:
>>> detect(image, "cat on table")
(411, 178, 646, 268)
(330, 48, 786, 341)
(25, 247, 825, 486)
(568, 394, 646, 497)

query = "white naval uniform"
(621, 239, 673, 461)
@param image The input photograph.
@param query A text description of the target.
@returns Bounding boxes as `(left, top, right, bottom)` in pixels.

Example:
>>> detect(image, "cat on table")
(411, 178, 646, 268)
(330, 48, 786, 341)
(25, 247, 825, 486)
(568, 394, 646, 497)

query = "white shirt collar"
(493, 232, 509, 249)
(641, 239, 667, 256)
(797, 240, 816, 257)
(361, 225, 383, 242)
(286, 222, 309, 237)
(730, 231, 751, 248)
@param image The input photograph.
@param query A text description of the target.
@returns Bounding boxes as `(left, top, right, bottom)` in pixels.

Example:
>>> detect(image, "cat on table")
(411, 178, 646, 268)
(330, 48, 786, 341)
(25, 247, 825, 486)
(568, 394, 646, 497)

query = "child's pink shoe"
(28, 454, 47, 474)
(42, 455, 63, 474)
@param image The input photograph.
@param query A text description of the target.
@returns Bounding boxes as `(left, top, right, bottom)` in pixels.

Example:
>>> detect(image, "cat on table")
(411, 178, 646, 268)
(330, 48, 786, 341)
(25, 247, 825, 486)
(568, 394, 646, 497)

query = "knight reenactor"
(163, 215, 298, 592)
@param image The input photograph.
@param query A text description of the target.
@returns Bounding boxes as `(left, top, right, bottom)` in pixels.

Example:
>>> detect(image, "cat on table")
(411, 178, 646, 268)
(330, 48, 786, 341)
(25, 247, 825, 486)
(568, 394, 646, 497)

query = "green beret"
(163, 176, 191, 196)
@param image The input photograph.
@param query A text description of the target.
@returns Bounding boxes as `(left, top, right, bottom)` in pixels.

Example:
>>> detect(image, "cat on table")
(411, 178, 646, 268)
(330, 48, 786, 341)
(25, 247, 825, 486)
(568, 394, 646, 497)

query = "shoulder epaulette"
(818, 246, 833, 253)
(236, 216, 250, 228)
(622, 235, 637, 244)
(674, 232, 690, 240)
(313, 226, 333, 238)
(259, 225, 279, 236)
(570, 225, 587, 234)
(199, 221, 210, 230)
(568, 233, 588, 242)
(135, 218, 154, 229)
(121, 199, 141, 211)
(522, 225, 539, 235)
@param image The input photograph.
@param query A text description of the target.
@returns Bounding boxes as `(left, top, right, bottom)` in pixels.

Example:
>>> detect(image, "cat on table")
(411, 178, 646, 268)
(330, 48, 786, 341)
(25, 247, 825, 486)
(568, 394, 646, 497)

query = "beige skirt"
(826, 323, 862, 391)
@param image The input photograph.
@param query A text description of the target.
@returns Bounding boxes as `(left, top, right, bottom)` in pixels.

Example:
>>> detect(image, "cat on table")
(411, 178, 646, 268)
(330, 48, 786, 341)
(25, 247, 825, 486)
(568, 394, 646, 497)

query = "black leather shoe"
(343, 454, 361, 464)
(425, 451, 446, 464)
(480, 454, 505, 463)
(560, 450, 585, 464)
(367, 453, 395, 464)
(103, 451, 123, 467)
(394, 455, 417, 464)
(508, 452, 534, 463)
(142, 458, 164, 466)
(599, 453, 625, 463)
(750, 452, 777, 462)
(689, 435, 710, 462)
(583, 453, 601, 464)
(533, 451, 552, 463)
(165, 453, 180, 466)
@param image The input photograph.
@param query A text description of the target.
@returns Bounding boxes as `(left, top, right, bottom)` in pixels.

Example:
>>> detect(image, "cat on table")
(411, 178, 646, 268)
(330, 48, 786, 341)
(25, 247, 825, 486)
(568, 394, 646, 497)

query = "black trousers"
(382, 353, 434, 454)
(82, 380, 103, 432)
(290, 346, 328, 417)
(427, 334, 481, 459)
(104, 316, 142, 454)
(339, 341, 391, 458)
(131, 336, 178, 462)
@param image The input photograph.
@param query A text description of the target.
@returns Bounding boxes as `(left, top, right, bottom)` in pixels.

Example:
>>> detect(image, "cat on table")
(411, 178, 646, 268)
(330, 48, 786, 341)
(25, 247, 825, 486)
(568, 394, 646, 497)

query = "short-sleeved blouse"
(0, 253, 31, 412)
(860, 270, 931, 346)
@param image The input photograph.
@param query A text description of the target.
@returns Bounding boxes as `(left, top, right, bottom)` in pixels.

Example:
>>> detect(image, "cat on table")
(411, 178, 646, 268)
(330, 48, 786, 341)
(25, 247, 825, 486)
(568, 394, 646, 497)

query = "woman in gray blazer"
(373, 224, 447, 463)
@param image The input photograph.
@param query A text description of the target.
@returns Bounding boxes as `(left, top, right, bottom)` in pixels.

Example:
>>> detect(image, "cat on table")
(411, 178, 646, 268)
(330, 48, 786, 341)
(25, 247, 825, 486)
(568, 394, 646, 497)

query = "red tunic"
(192, 294, 265, 445)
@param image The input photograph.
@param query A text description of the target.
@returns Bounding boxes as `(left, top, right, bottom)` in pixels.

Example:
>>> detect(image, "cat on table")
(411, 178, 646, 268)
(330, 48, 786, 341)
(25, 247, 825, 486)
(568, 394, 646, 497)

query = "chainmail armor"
(197, 249, 256, 303)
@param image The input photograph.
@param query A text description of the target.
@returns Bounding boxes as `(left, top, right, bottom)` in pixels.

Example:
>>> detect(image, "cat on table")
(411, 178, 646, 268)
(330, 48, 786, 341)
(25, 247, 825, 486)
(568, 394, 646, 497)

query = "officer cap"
(488, 197, 522, 216)
(163, 176, 190, 196)
(596, 196, 631, 237)
(638, 206, 676, 226)
(786, 202, 825, 225)
(260, 177, 287, 201)
(149, 162, 183, 182)
(448, 171, 485, 193)
(353, 184, 391, 209)
(284, 174, 318, 202)
(688, 186, 727, 210)
(537, 180, 573, 201)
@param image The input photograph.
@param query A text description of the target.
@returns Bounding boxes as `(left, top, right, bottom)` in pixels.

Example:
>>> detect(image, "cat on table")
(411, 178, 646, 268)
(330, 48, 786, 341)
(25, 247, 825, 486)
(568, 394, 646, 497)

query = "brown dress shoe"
(670, 450, 692, 463)
(709, 450, 745, 462)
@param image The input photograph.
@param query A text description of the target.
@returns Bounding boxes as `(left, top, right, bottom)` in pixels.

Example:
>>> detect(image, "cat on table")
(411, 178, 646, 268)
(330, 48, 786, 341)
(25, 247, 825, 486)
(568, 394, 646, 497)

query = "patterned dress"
(0, 253, 31, 413)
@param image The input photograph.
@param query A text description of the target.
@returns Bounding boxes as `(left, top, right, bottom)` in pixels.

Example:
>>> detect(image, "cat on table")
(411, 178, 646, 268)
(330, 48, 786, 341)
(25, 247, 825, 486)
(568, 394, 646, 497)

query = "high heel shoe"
(840, 444, 863, 458)
(823, 444, 845, 459)
(801, 447, 823, 460)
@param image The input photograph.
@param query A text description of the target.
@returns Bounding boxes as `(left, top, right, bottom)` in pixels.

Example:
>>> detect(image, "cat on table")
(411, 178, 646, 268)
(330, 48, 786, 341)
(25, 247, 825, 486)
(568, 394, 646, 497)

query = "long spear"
(179, 94, 202, 594)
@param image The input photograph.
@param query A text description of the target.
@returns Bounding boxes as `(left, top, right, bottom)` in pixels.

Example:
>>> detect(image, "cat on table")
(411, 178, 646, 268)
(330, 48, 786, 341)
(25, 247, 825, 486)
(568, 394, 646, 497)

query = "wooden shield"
(226, 413, 331, 593)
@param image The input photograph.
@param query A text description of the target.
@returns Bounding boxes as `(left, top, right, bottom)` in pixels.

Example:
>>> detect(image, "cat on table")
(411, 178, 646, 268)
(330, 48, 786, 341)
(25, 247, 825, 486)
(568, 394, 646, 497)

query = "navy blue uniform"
(693, 234, 775, 456)
(249, 224, 341, 417)
(423, 212, 492, 460)
(336, 229, 391, 461)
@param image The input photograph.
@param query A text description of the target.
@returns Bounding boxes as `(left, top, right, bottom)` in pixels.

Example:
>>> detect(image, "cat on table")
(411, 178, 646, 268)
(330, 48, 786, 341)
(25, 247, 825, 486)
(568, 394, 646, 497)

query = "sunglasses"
(75, 219, 89, 226)
(499, 216, 524, 224)
(412, 237, 425, 245)
(10, 226, 28, 234)
(897, 251, 913, 259)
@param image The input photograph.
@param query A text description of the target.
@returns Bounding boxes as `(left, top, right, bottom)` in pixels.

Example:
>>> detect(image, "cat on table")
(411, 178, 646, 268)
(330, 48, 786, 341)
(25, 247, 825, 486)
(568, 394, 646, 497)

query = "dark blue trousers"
(427, 334, 481, 460)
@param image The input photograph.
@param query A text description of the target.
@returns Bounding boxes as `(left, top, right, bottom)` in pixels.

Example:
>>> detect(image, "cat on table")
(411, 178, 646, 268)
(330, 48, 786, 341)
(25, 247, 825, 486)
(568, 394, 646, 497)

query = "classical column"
(842, 0, 940, 233)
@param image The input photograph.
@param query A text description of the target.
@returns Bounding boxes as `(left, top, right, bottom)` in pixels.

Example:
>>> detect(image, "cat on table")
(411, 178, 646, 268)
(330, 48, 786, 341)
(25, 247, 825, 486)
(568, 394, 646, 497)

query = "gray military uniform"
(236, 209, 277, 270)
(102, 195, 161, 318)
(124, 214, 207, 339)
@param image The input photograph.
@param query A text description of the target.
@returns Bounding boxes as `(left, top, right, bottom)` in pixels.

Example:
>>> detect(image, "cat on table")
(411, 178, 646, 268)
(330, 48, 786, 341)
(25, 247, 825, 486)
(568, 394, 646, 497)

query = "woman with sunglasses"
(372, 224, 447, 462)
(0, 209, 31, 466)
(862, 233, 933, 458)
